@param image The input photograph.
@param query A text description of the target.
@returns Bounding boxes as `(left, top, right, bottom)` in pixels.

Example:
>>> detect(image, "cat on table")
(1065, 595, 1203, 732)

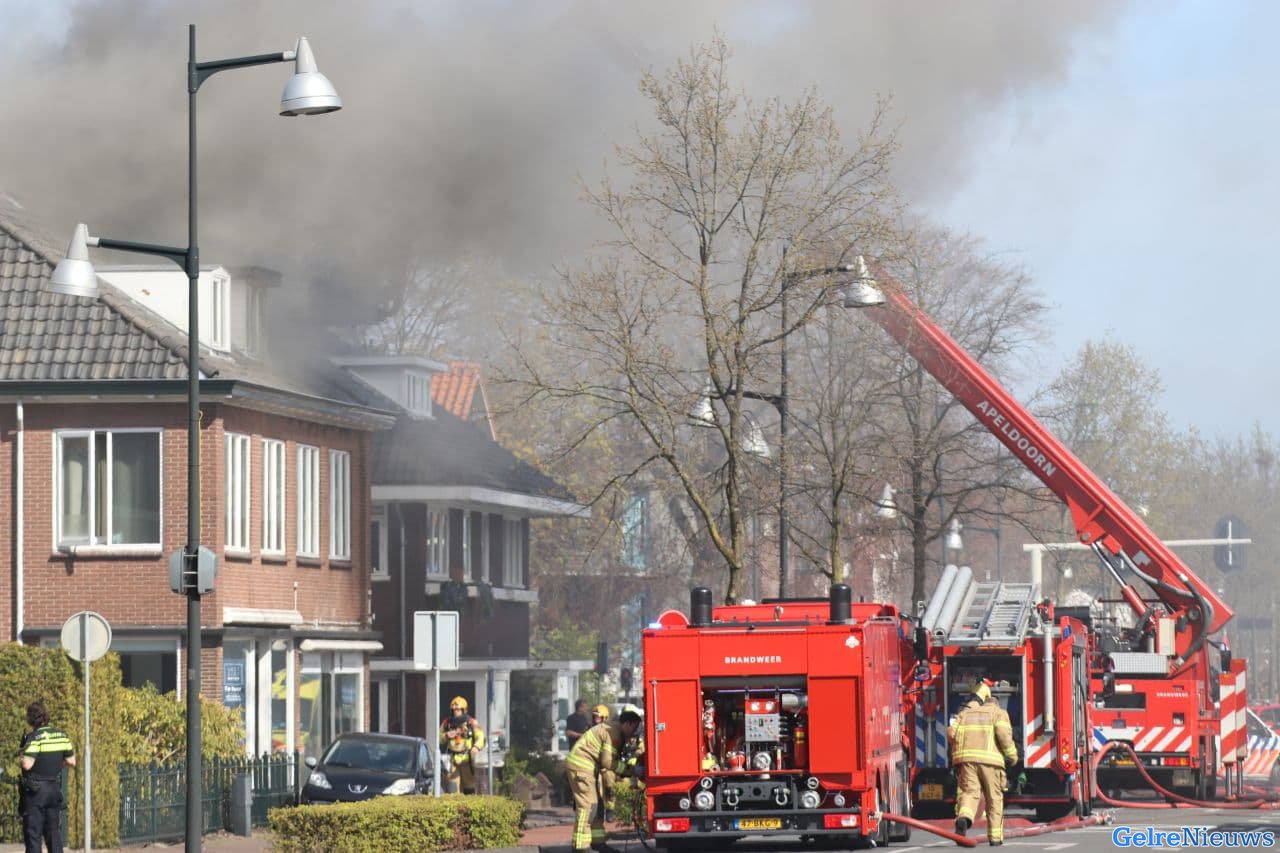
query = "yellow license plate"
(920, 784, 944, 800)
(735, 818, 783, 830)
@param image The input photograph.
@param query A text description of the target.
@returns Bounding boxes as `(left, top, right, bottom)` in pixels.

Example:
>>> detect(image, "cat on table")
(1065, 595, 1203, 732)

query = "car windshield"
(323, 739, 416, 775)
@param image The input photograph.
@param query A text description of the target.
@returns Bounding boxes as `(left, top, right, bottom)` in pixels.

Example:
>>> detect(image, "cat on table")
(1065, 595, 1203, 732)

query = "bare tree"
(852, 225, 1051, 609)
(512, 35, 896, 603)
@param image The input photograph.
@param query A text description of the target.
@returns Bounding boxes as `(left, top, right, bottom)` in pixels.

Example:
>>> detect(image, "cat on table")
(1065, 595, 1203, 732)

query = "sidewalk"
(0, 805, 617, 852)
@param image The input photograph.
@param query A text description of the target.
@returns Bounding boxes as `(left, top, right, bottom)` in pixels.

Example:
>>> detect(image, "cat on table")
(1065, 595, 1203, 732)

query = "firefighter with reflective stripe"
(439, 696, 486, 794)
(19, 701, 75, 853)
(566, 708, 641, 853)
(949, 681, 1017, 846)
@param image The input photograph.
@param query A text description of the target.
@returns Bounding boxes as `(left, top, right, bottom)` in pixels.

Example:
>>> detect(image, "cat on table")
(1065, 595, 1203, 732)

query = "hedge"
(269, 795, 526, 852)
(0, 643, 246, 847)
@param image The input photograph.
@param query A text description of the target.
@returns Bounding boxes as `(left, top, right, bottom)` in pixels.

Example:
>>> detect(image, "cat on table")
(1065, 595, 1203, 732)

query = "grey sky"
(0, 0, 1269, 436)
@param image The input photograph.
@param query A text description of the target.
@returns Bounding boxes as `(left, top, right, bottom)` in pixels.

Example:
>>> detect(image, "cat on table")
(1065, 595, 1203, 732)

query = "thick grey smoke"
(0, 0, 1126, 326)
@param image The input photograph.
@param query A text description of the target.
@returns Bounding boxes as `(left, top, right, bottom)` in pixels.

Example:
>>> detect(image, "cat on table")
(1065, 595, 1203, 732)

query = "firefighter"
(591, 703, 610, 724)
(439, 696, 486, 794)
(566, 707, 642, 853)
(949, 680, 1017, 846)
(19, 701, 75, 853)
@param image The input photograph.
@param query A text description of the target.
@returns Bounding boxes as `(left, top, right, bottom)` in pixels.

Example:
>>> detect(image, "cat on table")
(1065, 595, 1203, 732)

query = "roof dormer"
(333, 355, 446, 418)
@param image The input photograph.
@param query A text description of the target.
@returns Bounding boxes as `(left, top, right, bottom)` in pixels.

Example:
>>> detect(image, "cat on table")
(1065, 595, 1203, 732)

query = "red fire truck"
(641, 585, 916, 848)
(911, 572, 1095, 819)
(845, 259, 1236, 801)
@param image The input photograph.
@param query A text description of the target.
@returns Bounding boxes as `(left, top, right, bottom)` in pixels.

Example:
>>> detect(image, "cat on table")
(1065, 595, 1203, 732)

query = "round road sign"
(60, 611, 112, 662)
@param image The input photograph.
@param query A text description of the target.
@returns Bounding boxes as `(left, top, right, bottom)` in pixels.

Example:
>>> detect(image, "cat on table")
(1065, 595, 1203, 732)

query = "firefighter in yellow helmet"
(566, 707, 641, 853)
(440, 696, 486, 794)
(949, 680, 1018, 845)
(591, 703, 610, 723)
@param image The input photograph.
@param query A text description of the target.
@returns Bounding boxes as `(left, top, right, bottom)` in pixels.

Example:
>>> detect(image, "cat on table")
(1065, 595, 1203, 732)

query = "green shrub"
(0, 643, 122, 848)
(270, 795, 526, 852)
(116, 683, 245, 764)
(613, 779, 647, 827)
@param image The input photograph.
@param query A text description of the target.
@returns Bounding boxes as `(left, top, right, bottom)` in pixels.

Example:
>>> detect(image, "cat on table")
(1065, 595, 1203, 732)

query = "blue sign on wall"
(224, 660, 245, 710)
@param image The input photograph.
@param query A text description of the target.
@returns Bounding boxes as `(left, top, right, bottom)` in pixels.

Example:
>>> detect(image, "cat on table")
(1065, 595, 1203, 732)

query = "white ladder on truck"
(947, 582, 1038, 647)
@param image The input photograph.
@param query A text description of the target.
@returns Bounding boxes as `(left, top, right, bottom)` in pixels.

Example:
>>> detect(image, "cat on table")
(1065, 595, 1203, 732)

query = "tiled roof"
(332, 363, 570, 502)
(430, 360, 496, 439)
(372, 406, 572, 501)
(0, 207, 386, 415)
(0, 209, 191, 381)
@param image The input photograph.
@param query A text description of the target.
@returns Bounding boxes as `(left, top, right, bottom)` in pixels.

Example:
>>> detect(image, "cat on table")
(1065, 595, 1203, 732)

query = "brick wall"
(0, 399, 376, 699)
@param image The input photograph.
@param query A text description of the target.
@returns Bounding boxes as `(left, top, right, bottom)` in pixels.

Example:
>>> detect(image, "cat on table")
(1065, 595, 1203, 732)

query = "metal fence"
(120, 753, 298, 845)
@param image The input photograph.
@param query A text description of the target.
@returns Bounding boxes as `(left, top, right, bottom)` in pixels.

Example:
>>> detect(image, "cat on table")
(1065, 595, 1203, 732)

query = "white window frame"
(405, 371, 432, 416)
(296, 444, 321, 558)
(461, 511, 472, 581)
(479, 514, 490, 583)
(329, 449, 351, 560)
(225, 433, 251, 552)
(262, 439, 286, 555)
(503, 517, 524, 588)
(55, 428, 163, 548)
(371, 504, 389, 581)
(208, 272, 231, 352)
(425, 506, 448, 578)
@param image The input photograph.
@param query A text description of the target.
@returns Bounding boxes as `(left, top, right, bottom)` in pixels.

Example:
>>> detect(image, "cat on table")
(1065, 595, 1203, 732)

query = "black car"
(301, 732, 434, 804)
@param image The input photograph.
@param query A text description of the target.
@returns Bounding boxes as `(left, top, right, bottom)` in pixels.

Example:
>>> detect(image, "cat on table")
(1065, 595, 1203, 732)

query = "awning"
(298, 639, 384, 653)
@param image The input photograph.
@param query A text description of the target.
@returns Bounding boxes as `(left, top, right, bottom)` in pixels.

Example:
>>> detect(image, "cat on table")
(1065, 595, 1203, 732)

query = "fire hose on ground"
(1092, 741, 1280, 810)
(877, 810, 1107, 847)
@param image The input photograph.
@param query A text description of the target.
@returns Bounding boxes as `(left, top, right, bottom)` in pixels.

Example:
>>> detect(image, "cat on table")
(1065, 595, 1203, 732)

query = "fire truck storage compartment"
(944, 655, 1025, 741)
(700, 677, 809, 774)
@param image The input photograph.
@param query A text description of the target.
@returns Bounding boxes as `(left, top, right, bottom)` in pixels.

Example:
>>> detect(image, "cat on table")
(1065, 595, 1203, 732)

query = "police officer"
(566, 708, 641, 853)
(439, 696, 486, 794)
(948, 681, 1017, 846)
(19, 702, 75, 853)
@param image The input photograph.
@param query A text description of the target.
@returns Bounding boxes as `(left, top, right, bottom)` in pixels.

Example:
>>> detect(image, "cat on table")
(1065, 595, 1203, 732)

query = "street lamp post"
(960, 522, 1002, 581)
(49, 26, 340, 851)
(776, 254, 873, 597)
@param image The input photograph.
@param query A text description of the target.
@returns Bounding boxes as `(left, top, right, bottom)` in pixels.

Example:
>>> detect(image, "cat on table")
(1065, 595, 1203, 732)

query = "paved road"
(538, 807, 1280, 851)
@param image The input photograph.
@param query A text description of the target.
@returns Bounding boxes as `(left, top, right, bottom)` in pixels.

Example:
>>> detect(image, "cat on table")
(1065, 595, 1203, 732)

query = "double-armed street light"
(49, 25, 341, 851)
(695, 256, 881, 598)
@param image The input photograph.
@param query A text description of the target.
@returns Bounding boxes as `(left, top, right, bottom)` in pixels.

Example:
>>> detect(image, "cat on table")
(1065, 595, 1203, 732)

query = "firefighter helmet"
(622, 703, 643, 717)
(450, 696, 468, 711)
(592, 703, 611, 719)
(972, 681, 992, 704)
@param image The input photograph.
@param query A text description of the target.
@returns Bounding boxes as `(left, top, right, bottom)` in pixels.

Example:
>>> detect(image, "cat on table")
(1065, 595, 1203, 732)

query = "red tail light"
(655, 818, 690, 833)
(1164, 756, 1191, 767)
(823, 814, 859, 829)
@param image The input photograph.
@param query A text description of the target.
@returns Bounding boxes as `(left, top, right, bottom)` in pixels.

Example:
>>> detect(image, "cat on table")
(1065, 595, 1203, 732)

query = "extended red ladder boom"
(854, 277, 1232, 652)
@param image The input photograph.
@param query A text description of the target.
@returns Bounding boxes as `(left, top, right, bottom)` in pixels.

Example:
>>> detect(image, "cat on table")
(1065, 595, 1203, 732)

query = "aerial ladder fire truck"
(911, 569, 1095, 819)
(641, 586, 917, 848)
(843, 257, 1237, 802)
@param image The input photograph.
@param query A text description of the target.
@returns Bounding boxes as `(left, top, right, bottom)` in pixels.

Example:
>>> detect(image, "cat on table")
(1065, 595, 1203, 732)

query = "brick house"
(0, 208, 395, 760)
(332, 357, 588, 767)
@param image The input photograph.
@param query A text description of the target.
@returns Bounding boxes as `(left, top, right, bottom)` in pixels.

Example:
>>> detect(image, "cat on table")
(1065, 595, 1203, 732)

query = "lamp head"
(944, 517, 964, 551)
(280, 37, 342, 116)
(840, 255, 884, 308)
(49, 223, 100, 298)
(874, 483, 897, 521)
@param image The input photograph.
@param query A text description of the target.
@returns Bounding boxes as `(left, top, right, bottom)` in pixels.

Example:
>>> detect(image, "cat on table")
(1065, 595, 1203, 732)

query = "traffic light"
(595, 640, 609, 674)
(620, 666, 634, 696)
(1213, 515, 1248, 573)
